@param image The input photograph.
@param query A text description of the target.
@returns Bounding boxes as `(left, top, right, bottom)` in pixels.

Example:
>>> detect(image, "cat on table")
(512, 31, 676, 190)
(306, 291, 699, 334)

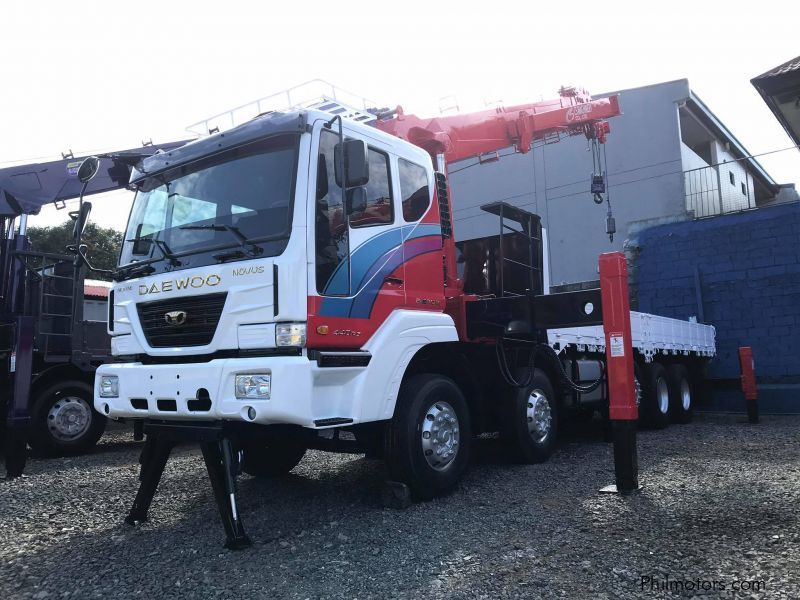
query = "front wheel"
(384, 374, 472, 501)
(501, 368, 558, 464)
(29, 380, 106, 456)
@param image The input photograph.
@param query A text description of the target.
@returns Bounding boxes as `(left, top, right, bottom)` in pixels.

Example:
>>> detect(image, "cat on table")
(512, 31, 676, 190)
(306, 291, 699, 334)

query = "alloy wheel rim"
(656, 377, 669, 415)
(421, 400, 460, 471)
(681, 379, 691, 411)
(527, 389, 552, 443)
(47, 396, 92, 441)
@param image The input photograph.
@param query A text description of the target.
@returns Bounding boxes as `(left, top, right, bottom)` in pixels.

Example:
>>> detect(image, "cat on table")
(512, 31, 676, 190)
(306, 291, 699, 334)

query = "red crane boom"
(375, 87, 621, 164)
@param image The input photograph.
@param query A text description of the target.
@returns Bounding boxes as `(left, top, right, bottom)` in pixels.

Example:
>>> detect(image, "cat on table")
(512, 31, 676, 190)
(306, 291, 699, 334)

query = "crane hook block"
(591, 174, 606, 195)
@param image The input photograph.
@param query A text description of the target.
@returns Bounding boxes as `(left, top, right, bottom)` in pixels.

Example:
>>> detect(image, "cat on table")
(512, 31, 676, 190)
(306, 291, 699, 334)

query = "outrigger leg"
(124, 423, 251, 550)
(125, 434, 173, 524)
(201, 438, 251, 550)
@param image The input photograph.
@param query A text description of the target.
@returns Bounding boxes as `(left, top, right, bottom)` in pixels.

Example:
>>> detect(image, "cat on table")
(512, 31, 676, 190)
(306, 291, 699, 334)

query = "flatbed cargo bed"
(548, 311, 716, 361)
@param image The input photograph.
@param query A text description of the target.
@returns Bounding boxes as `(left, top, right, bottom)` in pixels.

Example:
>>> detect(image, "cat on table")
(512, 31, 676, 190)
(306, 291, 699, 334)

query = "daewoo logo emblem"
(165, 310, 188, 326)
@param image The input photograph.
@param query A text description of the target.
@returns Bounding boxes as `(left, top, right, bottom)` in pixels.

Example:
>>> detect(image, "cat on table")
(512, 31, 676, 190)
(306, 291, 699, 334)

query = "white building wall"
(712, 141, 755, 213)
(681, 142, 719, 217)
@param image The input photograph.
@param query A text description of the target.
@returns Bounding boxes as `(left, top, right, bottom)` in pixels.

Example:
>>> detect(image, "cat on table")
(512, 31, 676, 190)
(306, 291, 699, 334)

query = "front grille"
(137, 292, 227, 348)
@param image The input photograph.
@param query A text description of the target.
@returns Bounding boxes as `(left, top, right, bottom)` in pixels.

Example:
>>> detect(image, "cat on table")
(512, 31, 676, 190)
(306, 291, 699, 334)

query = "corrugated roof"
(753, 55, 800, 80)
(84, 279, 111, 299)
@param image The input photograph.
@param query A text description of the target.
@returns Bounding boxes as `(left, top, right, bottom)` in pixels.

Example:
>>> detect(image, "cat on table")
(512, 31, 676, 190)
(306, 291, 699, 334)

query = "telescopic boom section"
(375, 87, 621, 164)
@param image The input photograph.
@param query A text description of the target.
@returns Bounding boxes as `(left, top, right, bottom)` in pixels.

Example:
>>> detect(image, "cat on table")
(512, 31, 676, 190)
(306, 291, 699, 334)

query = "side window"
(350, 149, 393, 228)
(315, 130, 348, 294)
(398, 159, 430, 222)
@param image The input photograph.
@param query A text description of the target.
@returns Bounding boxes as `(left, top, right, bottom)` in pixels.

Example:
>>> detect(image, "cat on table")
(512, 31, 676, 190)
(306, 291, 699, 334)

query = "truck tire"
(29, 380, 106, 456)
(641, 362, 670, 429)
(667, 364, 694, 424)
(501, 368, 558, 464)
(241, 442, 307, 478)
(384, 374, 472, 501)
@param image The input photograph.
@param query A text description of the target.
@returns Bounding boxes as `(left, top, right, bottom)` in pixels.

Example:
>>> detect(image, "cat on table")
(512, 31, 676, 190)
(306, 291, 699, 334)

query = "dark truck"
(0, 252, 109, 455)
(1, 144, 182, 471)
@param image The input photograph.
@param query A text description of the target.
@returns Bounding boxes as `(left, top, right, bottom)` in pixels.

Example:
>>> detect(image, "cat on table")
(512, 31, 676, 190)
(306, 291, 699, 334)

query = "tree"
(26, 221, 123, 281)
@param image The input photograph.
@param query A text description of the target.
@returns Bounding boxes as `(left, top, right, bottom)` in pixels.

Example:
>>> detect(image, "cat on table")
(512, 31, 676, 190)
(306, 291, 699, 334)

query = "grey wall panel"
(448, 79, 692, 284)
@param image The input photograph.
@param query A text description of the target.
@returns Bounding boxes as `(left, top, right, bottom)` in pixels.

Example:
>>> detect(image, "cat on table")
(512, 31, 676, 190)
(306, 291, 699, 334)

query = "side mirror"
(334, 139, 369, 188)
(346, 187, 368, 216)
(77, 156, 101, 184)
(72, 201, 92, 239)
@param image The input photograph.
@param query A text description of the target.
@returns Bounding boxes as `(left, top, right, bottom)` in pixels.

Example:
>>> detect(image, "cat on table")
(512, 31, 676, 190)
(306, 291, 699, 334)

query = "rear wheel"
(668, 363, 694, 424)
(384, 374, 472, 501)
(641, 362, 670, 429)
(241, 441, 307, 477)
(501, 368, 558, 464)
(29, 380, 106, 456)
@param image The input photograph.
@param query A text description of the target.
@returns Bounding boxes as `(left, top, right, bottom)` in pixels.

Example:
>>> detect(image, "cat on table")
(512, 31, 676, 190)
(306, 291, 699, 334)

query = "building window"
(741, 182, 747, 196)
(729, 171, 735, 186)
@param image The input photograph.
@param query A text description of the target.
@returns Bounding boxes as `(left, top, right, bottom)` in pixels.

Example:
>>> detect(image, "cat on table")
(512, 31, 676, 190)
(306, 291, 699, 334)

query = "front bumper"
(94, 356, 317, 427)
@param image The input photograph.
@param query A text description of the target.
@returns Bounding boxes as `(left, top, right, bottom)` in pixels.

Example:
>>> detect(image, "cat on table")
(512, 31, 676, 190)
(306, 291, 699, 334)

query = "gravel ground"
(1, 413, 798, 599)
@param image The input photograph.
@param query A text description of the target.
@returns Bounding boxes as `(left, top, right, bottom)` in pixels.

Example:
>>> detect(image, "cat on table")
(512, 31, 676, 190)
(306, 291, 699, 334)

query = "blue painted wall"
(636, 201, 800, 411)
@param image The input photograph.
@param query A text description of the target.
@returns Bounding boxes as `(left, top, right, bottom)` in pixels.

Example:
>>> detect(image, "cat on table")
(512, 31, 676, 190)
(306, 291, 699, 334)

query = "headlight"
(99, 375, 119, 398)
(235, 374, 271, 399)
(275, 323, 306, 347)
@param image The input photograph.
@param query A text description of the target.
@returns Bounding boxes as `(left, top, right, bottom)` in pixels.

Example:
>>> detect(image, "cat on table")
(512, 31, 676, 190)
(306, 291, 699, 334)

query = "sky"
(1, 0, 798, 231)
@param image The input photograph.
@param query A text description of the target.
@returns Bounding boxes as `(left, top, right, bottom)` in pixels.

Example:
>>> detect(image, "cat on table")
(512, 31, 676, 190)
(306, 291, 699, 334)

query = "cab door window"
(315, 130, 347, 294)
(350, 149, 394, 228)
(398, 158, 430, 222)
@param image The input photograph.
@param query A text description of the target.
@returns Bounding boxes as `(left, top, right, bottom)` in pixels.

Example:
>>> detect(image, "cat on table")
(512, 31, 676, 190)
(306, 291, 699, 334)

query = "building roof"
(753, 55, 800, 80)
(599, 79, 777, 190)
(751, 55, 800, 147)
(686, 91, 777, 189)
(84, 279, 111, 299)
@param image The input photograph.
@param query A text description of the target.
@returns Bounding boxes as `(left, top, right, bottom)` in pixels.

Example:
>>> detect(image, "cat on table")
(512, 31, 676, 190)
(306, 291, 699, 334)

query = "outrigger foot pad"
(4, 428, 29, 479)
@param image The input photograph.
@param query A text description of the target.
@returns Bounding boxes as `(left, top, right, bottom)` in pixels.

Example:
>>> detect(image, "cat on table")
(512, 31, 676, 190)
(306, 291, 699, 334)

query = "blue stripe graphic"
(319, 223, 441, 318)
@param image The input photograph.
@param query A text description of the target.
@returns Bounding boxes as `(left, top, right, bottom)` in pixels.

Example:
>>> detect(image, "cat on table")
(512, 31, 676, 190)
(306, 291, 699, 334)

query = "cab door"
(396, 157, 445, 312)
(307, 126, 405, 349)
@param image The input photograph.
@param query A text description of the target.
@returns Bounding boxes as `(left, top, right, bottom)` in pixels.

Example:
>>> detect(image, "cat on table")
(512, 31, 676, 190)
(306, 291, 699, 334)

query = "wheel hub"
(421, 401, 460, 471)
(680, 379, 691, 411)
(527, 390, 552, 443)
(656, 377, 669, 415)
(47, 396, 91, 441)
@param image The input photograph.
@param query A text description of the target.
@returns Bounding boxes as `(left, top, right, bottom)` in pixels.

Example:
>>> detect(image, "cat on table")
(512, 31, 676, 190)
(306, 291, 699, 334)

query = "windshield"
(119, 134, 299, 271)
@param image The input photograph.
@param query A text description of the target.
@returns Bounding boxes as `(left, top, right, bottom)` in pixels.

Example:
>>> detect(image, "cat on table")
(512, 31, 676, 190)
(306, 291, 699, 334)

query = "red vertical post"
(738, 347, 759, 424)
(598, 252, 639, 494)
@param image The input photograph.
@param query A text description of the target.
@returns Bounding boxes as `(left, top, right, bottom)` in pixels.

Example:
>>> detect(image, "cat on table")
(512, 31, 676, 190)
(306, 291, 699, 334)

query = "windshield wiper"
(125, 237, 182, 267)
(178, 224, 263, 258)
(118, 263, 156, 279)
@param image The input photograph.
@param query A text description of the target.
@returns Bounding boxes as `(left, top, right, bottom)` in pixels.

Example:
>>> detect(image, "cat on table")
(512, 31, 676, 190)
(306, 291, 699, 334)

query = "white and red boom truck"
(94, 87, 716, 548)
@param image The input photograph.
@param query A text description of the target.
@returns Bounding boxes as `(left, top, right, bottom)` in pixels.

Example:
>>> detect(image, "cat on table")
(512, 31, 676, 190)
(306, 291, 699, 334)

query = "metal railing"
(185, 79, 381, 136)
(684, 164, 754, 218)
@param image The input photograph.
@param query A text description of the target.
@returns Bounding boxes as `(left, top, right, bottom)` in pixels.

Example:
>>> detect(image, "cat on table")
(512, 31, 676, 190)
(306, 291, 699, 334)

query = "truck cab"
(97, 109, 454, 431)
